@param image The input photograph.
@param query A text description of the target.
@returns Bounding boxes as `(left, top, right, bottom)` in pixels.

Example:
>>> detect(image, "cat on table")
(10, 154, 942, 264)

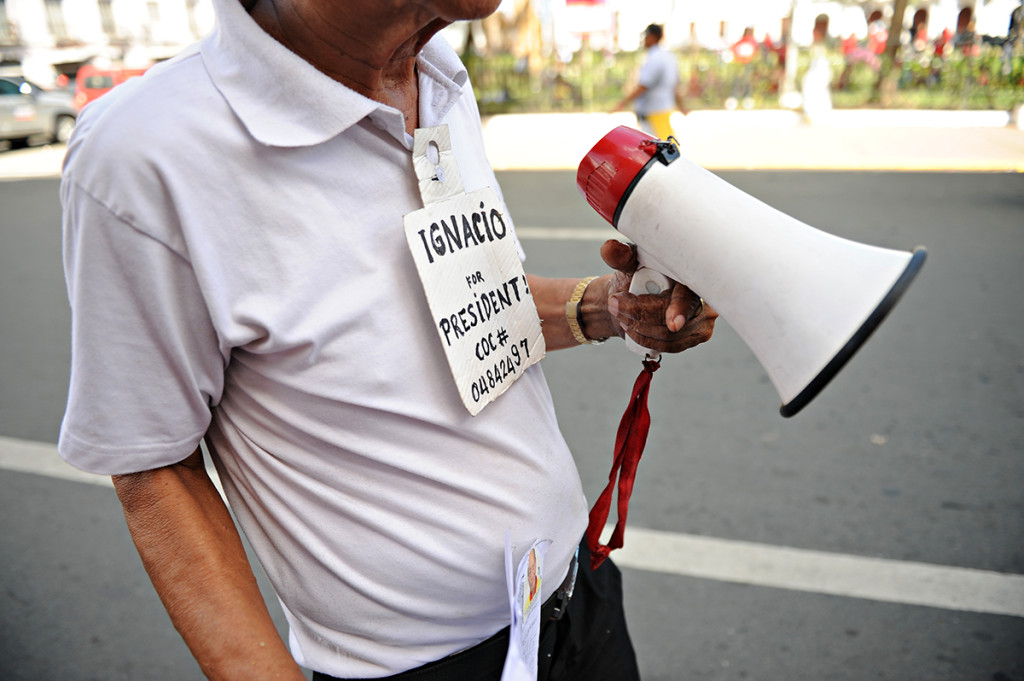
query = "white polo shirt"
(59, 0, 588, 676)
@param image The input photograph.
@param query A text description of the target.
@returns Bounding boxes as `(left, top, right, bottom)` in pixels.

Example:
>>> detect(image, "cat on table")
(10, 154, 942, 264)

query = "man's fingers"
(613, 292, 679, 326)
(611, 287, 718, 352)
(666, 283, 698, 332)
(600, 239, 638, 274)
(623, 308, 718, 353)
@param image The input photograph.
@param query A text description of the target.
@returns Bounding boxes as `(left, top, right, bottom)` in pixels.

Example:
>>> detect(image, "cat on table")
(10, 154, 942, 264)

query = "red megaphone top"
(576, 126, 660, 226)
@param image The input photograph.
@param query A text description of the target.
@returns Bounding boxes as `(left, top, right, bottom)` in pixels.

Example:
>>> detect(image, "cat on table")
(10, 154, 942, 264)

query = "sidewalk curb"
(2, 109, 1022, 180)
(683, 108, 1013, 128)
(481, 110, 1024, 172)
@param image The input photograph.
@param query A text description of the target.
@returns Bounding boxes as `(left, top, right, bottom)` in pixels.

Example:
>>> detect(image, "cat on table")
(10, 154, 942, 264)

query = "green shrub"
(463, 44, 1024, 114)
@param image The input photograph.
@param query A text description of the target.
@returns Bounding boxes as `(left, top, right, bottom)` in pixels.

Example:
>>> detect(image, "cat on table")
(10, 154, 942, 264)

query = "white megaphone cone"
(577, 126, 927, 417)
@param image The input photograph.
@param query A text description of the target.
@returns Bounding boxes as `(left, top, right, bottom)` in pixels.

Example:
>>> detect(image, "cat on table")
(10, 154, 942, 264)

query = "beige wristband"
(565, 276, 607, 345)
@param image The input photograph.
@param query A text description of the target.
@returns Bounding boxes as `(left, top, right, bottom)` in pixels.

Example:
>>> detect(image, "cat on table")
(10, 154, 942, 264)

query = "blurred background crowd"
(460, 0, 1024, 114)
(1, 0, 1022, 120)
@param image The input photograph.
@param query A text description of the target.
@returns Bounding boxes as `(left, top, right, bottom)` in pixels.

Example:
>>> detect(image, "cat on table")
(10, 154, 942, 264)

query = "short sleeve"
(59, 179, 226, 475)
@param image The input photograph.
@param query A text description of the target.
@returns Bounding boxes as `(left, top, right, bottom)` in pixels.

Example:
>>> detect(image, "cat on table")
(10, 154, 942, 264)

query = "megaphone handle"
(625, 267, 674, 359)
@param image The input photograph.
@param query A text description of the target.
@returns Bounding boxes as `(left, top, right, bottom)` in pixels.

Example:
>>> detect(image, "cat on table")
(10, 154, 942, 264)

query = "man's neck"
(246, 0, 450, 131)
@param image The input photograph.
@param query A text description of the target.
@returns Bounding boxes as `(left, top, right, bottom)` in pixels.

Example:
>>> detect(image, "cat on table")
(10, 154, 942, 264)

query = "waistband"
(313, 549, 579, 681)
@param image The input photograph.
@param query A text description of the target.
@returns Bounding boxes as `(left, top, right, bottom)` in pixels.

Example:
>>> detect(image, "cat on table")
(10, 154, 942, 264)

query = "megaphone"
(577, 126, 926, 417)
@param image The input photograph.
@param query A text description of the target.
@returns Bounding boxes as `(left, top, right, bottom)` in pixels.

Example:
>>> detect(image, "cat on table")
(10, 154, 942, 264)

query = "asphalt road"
(1, 169, 1022, 680)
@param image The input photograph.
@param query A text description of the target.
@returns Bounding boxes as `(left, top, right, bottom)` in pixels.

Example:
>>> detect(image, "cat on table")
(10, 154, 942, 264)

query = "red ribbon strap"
(586, 357, 660, 570)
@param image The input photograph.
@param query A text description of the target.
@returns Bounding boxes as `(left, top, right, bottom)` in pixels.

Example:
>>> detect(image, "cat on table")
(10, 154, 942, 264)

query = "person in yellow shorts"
(615, 23, 681, 140)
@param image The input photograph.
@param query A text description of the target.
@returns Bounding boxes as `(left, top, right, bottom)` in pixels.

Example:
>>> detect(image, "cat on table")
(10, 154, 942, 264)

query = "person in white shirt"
(60, 1, 716, 679)
(615, 23, 682, 140)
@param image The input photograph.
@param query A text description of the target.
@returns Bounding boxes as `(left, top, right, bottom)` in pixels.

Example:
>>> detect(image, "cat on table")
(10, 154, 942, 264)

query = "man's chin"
(433, 0, 503, 22)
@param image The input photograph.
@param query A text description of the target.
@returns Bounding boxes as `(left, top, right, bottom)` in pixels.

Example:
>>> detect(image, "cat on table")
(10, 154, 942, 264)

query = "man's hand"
(599, 239, 717, 354)
(527, 240, 717, 352)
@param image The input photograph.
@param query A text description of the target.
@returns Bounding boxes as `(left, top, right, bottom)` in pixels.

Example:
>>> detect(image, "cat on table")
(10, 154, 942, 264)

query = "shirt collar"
(202, 0, 469, 148)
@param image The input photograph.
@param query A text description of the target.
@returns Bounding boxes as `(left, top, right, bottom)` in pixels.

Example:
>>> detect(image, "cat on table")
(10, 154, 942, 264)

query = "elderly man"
(59, 1, 715, 680)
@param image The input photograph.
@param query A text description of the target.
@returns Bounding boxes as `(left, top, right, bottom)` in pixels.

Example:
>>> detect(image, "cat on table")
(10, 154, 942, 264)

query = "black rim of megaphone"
(779, 247, 928, 418)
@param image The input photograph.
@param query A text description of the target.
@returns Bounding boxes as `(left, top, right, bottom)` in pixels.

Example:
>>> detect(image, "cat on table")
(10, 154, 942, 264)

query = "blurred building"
(0, 0, 214, 86)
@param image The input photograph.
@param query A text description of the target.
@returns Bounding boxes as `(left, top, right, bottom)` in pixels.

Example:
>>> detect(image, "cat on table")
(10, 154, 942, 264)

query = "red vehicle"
(74, 64, 149, 109)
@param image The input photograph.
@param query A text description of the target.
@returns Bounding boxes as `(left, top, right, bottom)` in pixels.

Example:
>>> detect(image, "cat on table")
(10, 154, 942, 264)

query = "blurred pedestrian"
(1007, 1, 1023, 56)
(954, 19, 979, 57)
(727, 27, 759, 109)
(934, 28, 953, 59)
(615, 23, 681, 140)
(869, 17, 888, 56)
(802, 20, 833, 121)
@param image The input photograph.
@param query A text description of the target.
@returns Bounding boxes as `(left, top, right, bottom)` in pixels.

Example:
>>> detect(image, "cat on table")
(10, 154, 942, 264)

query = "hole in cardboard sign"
(426, 140, 441, 165)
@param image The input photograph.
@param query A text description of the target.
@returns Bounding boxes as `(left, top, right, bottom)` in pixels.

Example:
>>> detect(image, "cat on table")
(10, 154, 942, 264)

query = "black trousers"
(313, 542, 640, 681)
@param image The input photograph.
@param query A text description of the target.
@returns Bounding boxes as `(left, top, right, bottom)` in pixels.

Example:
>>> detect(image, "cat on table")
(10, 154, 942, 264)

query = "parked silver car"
(0, 76, 79, 147)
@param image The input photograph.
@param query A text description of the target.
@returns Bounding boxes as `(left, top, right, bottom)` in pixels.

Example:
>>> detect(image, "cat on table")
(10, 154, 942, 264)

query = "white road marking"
(611, 526, 1024, 618)
(0, 435, 108, 486)
(3, 434, 1022, 617)
(0, 435, 225, 494)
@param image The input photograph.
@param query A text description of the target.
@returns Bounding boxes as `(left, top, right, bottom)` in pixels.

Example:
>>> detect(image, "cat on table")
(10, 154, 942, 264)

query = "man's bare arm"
(112, 448, 305, 681)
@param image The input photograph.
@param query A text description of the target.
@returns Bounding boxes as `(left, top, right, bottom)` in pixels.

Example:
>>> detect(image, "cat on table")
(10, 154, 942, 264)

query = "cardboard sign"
(404, 126, 545, 415)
